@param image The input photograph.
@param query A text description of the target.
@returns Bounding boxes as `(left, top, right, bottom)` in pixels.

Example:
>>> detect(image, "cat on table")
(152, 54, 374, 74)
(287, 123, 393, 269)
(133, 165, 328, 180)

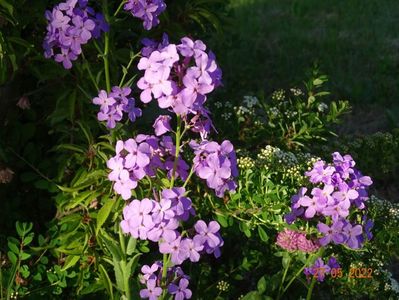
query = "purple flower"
(161, 187, 194, 221)
(125, 98, 142, 122)
(304, 258, 331, 282)
(364, 217, 373, 240)
(124, 0, 166, 30)
(43, 0, 108, 68)
(120, 199, 155, 239)
(327, 256, 340, 269)
(93, 87, 142, 128)
(168, 278, 192, 300)
(153, 115, 172, 136)
(343, 223, 363, 249)
(305, 160, 335, 184)
(159, 236, 187, 265)
(297, 195, 326, 219)
(194, 220, 222, 248)
(54, 48, 77, 69)
(147, 219, 179, 242)
(93, 90, 116, 112)
(136, 36, 222, 126)
(140, 263, 159, 283)
(191, 140, 238, 197)
(198, 154, 231, 189)
(317, 220, 346, 245)
(140, 279, 162, 300)
(180, 236, 204, 262)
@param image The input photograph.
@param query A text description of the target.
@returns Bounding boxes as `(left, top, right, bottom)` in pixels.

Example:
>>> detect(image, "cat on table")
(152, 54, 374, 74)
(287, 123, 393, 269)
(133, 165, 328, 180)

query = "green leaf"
(215, 214, 228, 228)
(8, 241, 19, 254)
(20, 252, 31, 260)
(100, 231, 123, 261)
(56, 144, 86, 154)
(7, 251, 17, 265)
(114, 259, 125, 292)
(257, 226, 269, 243)
(99, 264, 114, 300)
(16, 221, 24, 237)
(126, 237, 137, 256)
(313, 78, 324, 86)
(239, 222, 251, 238)
(96, 199, 115, 234)
(125, 253, 142, 276)
(0, 0, 14, 16)
(242, 291, 262, 300)
(61, 255, 80, 271)
(67, 190, 101, 210)
(77, 121, 93, 145)
(257, 276, 267, 294)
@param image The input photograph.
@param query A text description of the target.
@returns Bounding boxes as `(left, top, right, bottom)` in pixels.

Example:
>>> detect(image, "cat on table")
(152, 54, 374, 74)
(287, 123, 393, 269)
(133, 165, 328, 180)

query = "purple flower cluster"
(92, 86, 142, 128)
(190, 140, 238, 198)
(136, 36, 222, 139)
(304, 256, 340, 282)
(107, 135, 189, 200)
(120, 188, 223, 299)
(276, 229, 320, 253)
(124, 0, 166, 30)
(285, 152, 374, 249)
(43, 0, 108, 69)
(139, 262, 192, 300)
(120, 191, 223, 262)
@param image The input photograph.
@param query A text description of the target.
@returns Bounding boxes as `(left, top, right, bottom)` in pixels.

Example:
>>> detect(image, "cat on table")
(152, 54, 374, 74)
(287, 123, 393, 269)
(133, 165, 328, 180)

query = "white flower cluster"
(214, 101, 233, 109)
(214, 101, 223, 108)
(268, 106, 280, 118)
(216, 280, 230, 292)
(272, 89, 285, 101)
(237, 156, 256, 169)
(370, 195, 399, 224)
(257, 145, 298, 168)
(221, 112, 232, 120)
(234, 105, 255, 117)
(243, 95, 259, 108)
(317, 102, 328, 112)
(284, 110, 298, 118)
(290, 87, 303, 96)
(382, 270, 399, 294)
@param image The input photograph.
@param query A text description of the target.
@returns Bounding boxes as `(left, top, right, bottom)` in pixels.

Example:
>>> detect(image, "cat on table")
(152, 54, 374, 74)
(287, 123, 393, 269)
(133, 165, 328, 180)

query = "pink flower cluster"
(276, 229, 320, 253)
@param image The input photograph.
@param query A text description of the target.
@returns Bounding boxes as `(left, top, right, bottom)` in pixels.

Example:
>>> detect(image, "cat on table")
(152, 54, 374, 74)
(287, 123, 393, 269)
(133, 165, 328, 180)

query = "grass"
(210, 0, 399, 129)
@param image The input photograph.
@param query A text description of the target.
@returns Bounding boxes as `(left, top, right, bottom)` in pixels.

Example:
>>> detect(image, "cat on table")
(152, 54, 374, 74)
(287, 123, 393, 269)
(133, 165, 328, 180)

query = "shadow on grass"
(211, 0, 399, 130)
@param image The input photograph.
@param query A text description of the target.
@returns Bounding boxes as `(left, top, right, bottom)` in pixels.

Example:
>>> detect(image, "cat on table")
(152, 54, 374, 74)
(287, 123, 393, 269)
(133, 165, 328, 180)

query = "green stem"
(123, 267, 132, 300)
(281, 255, 312, 295)
(119, 52, 140, 87)
(277, 257, 291, 299)
(169, 115, 182, 188)
(113, 0, 127, 17)
(182, 166, 195, 189)
(9, 148, 52, 182)
(102, 0, 111, 93)
(82, 53, 99, 90)
(306, 277, 316, 300)
(160, 254, 170, 299)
